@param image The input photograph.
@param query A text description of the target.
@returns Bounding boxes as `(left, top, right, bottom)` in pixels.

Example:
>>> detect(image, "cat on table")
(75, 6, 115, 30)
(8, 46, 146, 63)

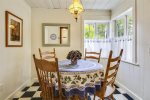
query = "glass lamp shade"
(69, 3, 84, 14)
(69, 0, 84, 21)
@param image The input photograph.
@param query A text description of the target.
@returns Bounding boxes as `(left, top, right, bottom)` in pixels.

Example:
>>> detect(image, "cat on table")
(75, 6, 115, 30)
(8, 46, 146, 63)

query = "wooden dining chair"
(33, 55, 65, 100)
(39, 48, 56, 60)
(93, 49, 123, 100)
(84, 48, 102, 63)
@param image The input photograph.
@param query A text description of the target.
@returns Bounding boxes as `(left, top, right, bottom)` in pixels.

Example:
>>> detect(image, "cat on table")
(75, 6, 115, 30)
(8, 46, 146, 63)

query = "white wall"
(101, 58, 143, 99)
(108, 0, 150, 99)
(111, 0, 135, 19)
(31, 8, 110, 79)
(0, 0, 31, 99)
(138, 0, 150, 99)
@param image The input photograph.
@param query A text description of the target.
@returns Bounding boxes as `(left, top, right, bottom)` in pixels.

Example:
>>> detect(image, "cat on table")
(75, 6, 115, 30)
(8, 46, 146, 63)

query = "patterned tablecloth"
(57, 59, 104, 98)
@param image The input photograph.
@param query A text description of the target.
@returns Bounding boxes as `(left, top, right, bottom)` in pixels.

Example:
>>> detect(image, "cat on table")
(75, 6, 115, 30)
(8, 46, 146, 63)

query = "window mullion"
(95, 23, 97, 39)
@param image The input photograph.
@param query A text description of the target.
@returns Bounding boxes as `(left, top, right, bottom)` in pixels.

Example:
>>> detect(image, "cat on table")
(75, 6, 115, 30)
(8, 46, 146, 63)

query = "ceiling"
(25, 0, 125, 10)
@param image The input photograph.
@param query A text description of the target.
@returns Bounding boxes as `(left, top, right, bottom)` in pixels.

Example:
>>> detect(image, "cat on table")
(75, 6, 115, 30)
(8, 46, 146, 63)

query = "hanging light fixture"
(69, 0, 84, 22)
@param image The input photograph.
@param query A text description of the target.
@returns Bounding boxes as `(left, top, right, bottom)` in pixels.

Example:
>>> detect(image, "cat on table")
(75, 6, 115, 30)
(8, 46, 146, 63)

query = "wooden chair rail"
(43, 56, 55, 59)
(39, 48, 56, 60)
(86, 52, 100, 55)
(109, 64, 119, 70)
(86, 56, 99, 59)
(41, 51, 55, 55)
(110, 57, 121, 62)
(106, 77, 115, 86)
(85, 48, 102, 63)
(107, 71, 117, 79)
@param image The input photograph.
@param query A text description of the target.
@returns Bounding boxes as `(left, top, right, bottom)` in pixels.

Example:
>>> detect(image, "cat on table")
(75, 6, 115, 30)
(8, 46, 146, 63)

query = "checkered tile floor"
(12, 82, 134, 100)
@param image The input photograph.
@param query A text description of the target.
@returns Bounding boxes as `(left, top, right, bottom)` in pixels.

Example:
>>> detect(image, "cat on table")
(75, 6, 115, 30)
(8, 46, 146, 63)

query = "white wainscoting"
(100, 58, 143, 100)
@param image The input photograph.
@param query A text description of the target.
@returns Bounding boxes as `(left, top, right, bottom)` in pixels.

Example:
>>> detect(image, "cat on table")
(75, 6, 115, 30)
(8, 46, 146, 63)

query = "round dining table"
(58, 59, 104, 99)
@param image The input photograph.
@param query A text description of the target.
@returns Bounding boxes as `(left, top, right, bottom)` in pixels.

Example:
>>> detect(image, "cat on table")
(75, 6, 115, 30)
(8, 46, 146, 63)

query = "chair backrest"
(39, 48, 56, 60)
(101, 49, 123, 96)
(84, 48, 102, 63)
(33, 55, 62, 100)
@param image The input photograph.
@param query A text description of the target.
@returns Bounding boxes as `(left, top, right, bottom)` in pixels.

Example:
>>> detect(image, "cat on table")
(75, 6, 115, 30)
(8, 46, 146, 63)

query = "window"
(84, 21, 111, 58)
(84, 24, 95, 39)
(112, 9, 134, 63)
(115, 18, 125, 37)
(84, 8, 135, 63)
(115, 14, 133, 37)
(127, 15, 133, 35)
(84, 22, 109, 39)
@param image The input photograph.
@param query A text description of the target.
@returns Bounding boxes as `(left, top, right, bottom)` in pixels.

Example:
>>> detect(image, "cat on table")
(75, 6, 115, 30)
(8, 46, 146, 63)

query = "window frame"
(113, 9, 135, 63)
(84, 22, 110, 40)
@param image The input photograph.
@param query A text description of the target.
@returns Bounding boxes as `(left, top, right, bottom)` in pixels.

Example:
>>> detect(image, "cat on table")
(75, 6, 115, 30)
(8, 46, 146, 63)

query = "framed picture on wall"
(5, 11, 23, 47)
(42, 23, 70, 46)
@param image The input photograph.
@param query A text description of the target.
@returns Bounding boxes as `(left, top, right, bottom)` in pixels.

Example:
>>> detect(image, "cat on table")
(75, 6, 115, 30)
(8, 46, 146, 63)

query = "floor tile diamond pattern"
(12, 82, 134, 100)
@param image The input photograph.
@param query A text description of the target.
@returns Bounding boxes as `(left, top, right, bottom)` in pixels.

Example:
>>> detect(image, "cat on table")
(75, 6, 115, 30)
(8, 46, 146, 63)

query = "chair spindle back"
(33, 55, 62, 100)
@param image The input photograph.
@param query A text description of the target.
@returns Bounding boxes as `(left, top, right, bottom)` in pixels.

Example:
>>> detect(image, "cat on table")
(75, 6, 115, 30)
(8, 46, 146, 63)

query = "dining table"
(55, 59, 104, 99)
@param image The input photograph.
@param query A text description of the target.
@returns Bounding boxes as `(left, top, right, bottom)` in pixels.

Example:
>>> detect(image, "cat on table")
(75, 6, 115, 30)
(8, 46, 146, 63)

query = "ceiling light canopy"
(69, 0, 84, 22)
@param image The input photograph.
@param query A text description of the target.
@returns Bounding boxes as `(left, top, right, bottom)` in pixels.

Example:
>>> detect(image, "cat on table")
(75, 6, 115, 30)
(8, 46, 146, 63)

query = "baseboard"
(115, 81, 143, 100)
(5, 80, 30, 100)
(33, 78, 38, 82)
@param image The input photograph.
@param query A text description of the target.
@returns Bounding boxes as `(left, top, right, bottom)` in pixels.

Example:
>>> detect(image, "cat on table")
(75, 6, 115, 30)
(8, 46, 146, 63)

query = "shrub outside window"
(84, 23, 109, 39)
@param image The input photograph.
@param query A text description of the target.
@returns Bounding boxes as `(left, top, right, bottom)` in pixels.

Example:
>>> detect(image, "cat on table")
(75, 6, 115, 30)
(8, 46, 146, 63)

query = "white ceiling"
(25, 0, 125, 10)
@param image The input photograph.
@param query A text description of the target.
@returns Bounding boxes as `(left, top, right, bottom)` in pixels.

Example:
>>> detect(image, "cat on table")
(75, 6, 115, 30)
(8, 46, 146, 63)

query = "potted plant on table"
(66, 50, 82, 65)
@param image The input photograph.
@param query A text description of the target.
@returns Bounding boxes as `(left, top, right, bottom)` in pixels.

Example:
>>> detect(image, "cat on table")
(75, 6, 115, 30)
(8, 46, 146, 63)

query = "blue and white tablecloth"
(56, 59, 104, 98)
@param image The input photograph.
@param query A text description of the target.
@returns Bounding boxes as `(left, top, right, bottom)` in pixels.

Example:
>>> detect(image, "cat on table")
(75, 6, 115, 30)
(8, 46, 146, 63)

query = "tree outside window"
(127, 15, 133, 35)
(115, 18, 125, 37)
(95, 23, 108, 39)
(84, 23, 109, 39)
(84, 24, 95, 39)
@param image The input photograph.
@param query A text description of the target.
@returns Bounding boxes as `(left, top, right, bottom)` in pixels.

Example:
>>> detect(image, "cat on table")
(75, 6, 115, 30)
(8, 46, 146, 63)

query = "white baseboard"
(115, 81, 143, 100)
(5, 80, 30, 100)
(33, 78, 38, 82)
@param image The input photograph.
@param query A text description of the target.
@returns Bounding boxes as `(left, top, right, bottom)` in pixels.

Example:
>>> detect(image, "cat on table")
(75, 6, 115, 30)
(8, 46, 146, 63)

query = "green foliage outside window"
(115, 15, 133, 37)
(95, 24, 107, 39)
(84, 23, 109, 39)
(127, 16, 133, 35)
(84, 24, 95, 39)
(115, 19, 125, 37)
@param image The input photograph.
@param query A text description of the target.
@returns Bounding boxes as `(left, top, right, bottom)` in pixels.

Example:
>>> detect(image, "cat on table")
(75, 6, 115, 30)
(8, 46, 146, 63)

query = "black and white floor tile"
(12, 82, 134, 100)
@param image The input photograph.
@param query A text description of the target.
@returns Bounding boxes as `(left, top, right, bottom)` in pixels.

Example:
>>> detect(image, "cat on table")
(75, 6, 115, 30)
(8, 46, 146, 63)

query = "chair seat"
(95, 85, 115, 98)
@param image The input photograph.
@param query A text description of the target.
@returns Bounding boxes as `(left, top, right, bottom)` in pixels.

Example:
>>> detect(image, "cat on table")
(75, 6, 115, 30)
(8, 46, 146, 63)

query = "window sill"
(101, 57, 140, 67)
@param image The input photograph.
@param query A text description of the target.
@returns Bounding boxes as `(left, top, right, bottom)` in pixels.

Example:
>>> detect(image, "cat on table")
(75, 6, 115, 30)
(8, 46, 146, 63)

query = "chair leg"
(101, 98, 104, 100)
(111, 94, 114, 100)
(85, 93, 88, 100)
(93, 94, 95, 100)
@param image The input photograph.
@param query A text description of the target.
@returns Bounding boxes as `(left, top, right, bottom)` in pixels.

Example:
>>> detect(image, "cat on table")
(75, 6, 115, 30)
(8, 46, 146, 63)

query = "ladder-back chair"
(93, 49, 123, 100)
(39, 48, 56, 60)
(84, 48, 102, 63)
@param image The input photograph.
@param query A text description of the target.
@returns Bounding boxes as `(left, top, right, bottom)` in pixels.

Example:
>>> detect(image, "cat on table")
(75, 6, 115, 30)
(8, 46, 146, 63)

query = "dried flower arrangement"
(66, 50, 82, 65)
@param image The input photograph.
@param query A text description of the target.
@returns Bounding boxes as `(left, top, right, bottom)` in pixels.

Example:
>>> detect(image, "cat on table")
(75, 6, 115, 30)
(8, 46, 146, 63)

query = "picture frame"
(5, 11, 23, 47)
(42, 23, 70, 46)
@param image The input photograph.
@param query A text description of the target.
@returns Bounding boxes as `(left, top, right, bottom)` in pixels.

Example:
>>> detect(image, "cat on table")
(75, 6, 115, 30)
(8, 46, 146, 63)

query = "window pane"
(84, 24, 95, 39)
(95, 23, 109, 39)
(115, 18, 125, 37)
(127, 15, 133, 35)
